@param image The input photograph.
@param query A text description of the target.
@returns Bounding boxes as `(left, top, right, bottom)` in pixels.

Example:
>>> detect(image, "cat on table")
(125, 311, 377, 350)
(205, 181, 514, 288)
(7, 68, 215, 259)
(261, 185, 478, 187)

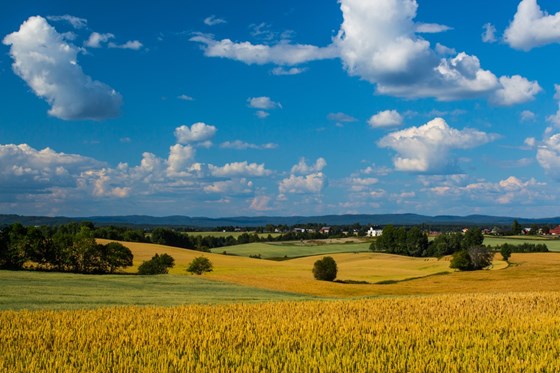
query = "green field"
(483, 236, 560, 251)
(211, 240, 371, 258)
(0, 271, 312, 310)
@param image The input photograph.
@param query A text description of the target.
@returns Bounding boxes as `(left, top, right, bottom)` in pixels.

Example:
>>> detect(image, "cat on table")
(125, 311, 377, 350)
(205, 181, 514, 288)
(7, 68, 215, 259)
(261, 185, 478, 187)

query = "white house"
(367, 227, 383, 237)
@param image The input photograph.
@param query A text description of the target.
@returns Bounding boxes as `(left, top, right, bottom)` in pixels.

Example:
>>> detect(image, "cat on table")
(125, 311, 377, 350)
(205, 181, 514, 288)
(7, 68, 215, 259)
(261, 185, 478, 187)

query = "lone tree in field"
(187, 256, 213, 275)
(313, 256, 338, 281)
(450, 246, 494, 271)
(500, 245, 512, 262)
(138, 253, 175, 275)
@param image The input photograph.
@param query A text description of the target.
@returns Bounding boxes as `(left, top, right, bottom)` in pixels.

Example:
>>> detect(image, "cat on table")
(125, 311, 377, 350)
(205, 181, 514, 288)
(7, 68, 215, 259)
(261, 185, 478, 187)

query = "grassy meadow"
(483, 235, 560, 251)
(211, 239, 371, 258)
(0, 270, 312, 311)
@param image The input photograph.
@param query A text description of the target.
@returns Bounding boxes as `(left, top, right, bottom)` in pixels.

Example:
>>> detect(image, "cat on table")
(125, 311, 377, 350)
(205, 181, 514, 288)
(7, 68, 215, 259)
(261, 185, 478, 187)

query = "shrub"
(138, 253, 175, 275)
(187, 256, 213, 275)
(312, 256, 337, 281)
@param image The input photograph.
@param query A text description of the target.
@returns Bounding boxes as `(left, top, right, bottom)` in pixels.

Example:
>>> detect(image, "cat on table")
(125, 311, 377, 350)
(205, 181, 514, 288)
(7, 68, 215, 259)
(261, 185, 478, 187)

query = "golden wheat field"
(2, 292, 560, 372)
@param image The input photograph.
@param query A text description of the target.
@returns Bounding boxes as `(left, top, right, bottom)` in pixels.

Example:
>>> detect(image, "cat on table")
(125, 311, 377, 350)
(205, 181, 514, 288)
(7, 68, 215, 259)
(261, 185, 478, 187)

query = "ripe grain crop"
(2, 292, 560, 372)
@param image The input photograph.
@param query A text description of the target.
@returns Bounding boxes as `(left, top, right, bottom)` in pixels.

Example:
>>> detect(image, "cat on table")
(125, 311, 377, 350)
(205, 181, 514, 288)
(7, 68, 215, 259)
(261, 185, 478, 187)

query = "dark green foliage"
(138, 253, 175, 275)
(187, 256, 213, 275)
(450, 250, 471, 271)
(0, 223, 134, 273)
(312, 256, 338, 281)
(0, 223, 27, 270)
(512, 219, 522, 235)
(467, 246, 494, 270)
(450, 246, 494, 271)
(100, 242, 134, 273)
(151, 228, 195, 250)
(429, 232, 463, 257)
(462, 228, 484, 250)
(494, 242, 548, 254)
(372, 227, 487, 260)
(370, 225, 429, 256)
(94, 226, 148, 243)
(500, 245, 512, 262)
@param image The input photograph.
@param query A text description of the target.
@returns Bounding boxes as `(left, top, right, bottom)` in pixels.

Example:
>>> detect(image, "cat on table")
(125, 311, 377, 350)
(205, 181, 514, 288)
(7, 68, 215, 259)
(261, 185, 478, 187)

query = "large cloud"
(191, 0, 540, 105)
(335, 0, 540, 103)
(378, 117, 498, 173)
(0, 144, 103, 190)
(504, 0, 560, 51)
(3, 16, 122, 120)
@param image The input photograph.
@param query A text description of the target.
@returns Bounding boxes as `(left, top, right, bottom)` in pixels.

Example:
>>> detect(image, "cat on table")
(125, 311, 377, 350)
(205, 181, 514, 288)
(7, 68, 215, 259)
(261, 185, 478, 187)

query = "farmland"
(483, 236, 560, 251)
(3, 293, 560, 371)
(210, 238, 371, 259)
(4, 238, 560, 371)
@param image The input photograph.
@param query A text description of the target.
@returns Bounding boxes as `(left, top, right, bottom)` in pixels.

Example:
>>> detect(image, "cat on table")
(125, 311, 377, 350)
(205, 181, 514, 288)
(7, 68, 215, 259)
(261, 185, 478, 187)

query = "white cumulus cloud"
(166, 144, 196, 176)
(536, 133, 560, 179)
(279, 173, 325, 194)
(3, 16, 123, 121)
(504, 0, 560, 51)
(279, 157, 328, 194)
(0, 144, 103, 190)
(491, 75, 542, 106)
(368, 110, 403, 128)
(191, 0, 540, 105)
(378, 117, 498, 173)
(546, 84, 560, 127)
(209, 162, 271, 177)
(174, 122, 217, 144)
(247, 96, 282, 110)
(85, 32, 114, 48)
(291, 157, 327, 175)
(204, 179, 253, 194)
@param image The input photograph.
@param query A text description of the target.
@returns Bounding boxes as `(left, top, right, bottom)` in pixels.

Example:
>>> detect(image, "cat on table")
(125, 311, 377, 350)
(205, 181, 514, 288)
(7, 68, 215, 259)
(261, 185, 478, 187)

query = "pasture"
(0, 270, 312, 311)
(211, 239, 371, 258)
(483, 236, 560, 251)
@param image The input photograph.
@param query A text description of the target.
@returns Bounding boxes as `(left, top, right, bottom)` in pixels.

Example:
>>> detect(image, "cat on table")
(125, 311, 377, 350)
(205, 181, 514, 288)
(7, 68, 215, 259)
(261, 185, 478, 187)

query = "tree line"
(0, 223, 132, 273)
(370, 225, 549, 271)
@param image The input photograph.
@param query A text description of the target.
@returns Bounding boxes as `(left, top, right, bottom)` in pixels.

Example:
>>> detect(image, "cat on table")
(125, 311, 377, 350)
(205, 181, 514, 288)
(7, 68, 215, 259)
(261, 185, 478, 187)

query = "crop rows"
(2, 292, 560, 371)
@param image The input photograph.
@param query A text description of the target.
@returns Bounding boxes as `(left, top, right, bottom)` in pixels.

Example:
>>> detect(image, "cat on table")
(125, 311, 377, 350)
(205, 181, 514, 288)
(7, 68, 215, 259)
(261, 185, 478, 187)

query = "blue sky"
(2, 0, 560, 218)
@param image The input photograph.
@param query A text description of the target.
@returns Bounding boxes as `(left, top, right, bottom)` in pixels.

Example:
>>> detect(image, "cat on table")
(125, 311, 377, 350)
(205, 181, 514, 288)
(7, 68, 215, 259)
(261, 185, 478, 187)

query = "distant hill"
(2, 213, 560, 228)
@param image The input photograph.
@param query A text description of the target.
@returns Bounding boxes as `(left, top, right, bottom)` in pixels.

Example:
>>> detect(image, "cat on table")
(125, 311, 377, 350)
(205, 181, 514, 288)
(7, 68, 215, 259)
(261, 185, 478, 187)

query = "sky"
(2, 0, 560, 218)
